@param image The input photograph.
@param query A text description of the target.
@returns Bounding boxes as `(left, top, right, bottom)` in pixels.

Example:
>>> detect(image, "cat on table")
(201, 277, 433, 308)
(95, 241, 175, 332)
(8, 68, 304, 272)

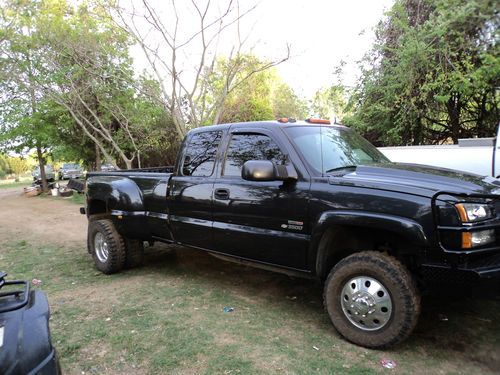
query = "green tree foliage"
(346, 0, 499, 146)
(7, 156, 29, 181)
(42, 1, 180, 169)
(39, 1, 141, 168)
(1, 0, 178, 170)
(311, 86, 350, 122)
(216, 56, 307, 124)
(0, 154, 12, 178)
(0, 0, 57, 190)
(124, 77, 180, 166)
(272, 82, 308, 120)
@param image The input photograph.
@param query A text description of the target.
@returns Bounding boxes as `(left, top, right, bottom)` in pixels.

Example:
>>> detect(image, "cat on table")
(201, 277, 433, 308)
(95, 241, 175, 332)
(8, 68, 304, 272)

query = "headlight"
(455, 203, 494, 223)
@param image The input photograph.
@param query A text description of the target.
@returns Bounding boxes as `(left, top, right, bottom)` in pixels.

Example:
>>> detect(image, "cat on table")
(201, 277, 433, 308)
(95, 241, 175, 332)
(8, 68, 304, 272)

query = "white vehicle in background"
(379, 126, 499, 178)
(58, 163, 84, 180)
(100, 163, 117, 172)
(32, 165, 55, 182)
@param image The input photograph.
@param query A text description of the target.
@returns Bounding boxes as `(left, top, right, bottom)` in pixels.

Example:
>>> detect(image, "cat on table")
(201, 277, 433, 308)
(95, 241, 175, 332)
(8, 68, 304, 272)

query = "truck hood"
(332, 163, 500, 198)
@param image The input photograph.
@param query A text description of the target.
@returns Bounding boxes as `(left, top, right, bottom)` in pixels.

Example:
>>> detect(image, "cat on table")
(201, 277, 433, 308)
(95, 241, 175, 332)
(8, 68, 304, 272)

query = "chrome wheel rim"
(94, 232, 109, 263)
(340, 276, 392, 331)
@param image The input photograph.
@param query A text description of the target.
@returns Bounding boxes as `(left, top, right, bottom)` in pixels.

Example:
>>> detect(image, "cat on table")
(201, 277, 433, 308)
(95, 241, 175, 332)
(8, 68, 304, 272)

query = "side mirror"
(241, 160, 298, 182)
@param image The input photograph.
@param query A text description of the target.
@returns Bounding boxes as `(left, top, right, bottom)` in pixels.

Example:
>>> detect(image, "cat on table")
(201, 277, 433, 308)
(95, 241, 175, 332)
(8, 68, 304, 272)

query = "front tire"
(323, 251, 421, 349)
(88, 219, 126, 274)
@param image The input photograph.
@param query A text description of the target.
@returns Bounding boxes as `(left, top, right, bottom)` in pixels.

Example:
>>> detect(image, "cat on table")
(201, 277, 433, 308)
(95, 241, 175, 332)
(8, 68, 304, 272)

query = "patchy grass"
(37, 190, 85, 205)
(45, 192, 85, 205)
(0, 239, 386, 375)
(67, 192, 85, 205)
(0, 200, 499, 374)
(0, 176, 32, 189)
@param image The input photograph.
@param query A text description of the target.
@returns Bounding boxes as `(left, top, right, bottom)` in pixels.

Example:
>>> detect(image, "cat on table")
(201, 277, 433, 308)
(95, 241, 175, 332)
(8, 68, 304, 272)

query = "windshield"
(63, 163, 80, 169)
(34, 165, 53, 172)
(285, 126, 390, 174)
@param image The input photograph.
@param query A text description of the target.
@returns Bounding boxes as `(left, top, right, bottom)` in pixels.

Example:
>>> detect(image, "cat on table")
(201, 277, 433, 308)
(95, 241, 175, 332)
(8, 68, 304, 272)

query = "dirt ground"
(0, 187, 87, 245)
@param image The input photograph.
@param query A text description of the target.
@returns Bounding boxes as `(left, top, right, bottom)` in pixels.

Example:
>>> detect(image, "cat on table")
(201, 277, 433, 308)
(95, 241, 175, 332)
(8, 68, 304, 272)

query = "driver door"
(212, 130, 310, 270)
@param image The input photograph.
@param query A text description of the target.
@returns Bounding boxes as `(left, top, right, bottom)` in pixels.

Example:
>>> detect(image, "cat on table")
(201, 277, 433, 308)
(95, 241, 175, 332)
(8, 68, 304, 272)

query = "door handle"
(214, 188, 230, 200)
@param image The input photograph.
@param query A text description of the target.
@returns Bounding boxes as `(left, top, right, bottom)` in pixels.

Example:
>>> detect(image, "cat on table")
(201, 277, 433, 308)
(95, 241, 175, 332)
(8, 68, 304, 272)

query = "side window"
(182, 131, 222, 177)
(223, 133, 286, 177)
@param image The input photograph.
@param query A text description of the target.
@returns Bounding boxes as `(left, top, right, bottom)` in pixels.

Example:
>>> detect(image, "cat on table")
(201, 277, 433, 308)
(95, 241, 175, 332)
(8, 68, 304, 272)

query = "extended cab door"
(212, 128, 311, 270)
(168, 130, 223, 249)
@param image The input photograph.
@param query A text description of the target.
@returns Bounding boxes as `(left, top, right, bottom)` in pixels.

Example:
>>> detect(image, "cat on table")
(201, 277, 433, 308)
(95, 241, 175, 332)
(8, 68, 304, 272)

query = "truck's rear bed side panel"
(127, 174, 172, 240)
(86, 171, 173, 241)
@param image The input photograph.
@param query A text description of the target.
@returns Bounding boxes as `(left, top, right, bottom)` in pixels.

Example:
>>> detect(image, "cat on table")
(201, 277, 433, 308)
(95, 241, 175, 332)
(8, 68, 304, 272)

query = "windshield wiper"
(325, 165, 358, 174)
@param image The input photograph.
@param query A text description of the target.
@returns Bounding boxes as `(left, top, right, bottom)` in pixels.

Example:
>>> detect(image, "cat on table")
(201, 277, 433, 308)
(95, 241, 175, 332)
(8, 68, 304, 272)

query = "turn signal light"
(462, 232, 472, 249)
(462, 229, 495, 249)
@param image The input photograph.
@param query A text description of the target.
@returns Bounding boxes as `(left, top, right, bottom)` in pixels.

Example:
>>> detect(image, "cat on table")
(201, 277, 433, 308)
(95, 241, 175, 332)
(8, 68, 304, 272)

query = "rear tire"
(323, 251, 420, 349)
(87, 214, 110, 254)
(124, 239, 144, 269)
(88, 219, 125, 274)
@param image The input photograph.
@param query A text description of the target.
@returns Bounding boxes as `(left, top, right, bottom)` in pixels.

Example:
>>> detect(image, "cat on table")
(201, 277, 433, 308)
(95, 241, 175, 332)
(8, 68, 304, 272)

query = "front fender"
(309, 210, 429, 277)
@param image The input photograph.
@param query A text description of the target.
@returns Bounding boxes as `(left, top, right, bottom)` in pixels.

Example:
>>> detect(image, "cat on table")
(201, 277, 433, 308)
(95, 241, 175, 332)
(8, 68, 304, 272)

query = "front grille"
(465, 252, 500, 270)
(421, 266, 479, 284)
(432, 191, 500, 254)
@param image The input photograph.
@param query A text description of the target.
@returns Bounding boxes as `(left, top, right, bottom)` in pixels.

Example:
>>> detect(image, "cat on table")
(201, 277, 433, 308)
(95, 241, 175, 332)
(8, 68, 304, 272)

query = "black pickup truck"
(83, 119, 500, 349)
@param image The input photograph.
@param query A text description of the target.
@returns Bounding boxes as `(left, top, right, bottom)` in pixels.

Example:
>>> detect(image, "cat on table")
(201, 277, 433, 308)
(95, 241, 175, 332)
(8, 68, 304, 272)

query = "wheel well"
(87, 199, 108, 218)
(315, 225, 416, 280)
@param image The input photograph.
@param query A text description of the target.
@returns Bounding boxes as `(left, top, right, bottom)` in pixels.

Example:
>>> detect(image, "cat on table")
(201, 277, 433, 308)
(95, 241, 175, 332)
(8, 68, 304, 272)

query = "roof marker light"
(277, 118, 297, 123)
(306, 118, 331, 124)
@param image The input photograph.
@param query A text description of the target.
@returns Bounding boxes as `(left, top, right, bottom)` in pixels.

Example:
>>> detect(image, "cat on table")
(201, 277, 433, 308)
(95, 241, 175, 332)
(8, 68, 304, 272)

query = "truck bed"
(86, 167, 174, 241)
(87, 166, 174, 177)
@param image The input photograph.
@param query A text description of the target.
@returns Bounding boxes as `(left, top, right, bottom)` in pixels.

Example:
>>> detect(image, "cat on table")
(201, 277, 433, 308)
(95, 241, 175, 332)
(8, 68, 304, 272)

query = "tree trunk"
(476, 93, 487, 138)
(447, 94, 461, 143)
(412, 117, 423, 145)
(95, 142, 101, 171)
(26, 43, 48, 192)
(36, 146, 48, 193)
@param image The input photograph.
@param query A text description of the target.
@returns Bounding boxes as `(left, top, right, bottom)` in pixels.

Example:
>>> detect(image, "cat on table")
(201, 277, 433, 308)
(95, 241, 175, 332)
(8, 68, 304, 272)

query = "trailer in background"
(379, 127, 499, 178)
